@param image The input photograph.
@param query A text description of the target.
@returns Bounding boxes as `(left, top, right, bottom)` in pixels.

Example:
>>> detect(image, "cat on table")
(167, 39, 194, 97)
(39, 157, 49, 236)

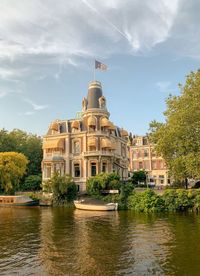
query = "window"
(139, 162, 143, 169)
(152, 161, 156, 169)
(89, 126, 96, 132)
(74, 141, 80, 154)
(74, 163, 80, 177)
(132, 150, 137, 159)
(102, 162, 107, 173)
(91, 162, 97, 176)
(144, 149, 148, 157)
(144, 160, 149, 170)
(89, 146, 96, 152)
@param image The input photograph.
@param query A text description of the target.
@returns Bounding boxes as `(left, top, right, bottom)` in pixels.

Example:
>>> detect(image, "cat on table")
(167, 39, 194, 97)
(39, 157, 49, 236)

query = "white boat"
(74, 200, 118, 211)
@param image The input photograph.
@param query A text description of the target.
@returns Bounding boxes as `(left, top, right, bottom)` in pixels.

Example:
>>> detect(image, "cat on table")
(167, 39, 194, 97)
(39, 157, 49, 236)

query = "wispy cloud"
(24, 98, 49, 110)
(18, 111, 35, 116)
(156, 81, 172, 93)
(0, 0, 181, 77)
(0, 91, 7, 98)
(0, 0, 200, 82)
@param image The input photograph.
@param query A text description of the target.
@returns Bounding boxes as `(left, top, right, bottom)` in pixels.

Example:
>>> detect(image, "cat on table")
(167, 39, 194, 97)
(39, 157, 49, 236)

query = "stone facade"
(129, 135, 170, 186)
(42, 81, 129, 191)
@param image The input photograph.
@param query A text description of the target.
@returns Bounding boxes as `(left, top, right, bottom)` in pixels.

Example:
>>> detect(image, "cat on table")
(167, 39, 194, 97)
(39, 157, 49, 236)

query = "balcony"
(43, 153, 64, 161)
(84, 150, 114, 157)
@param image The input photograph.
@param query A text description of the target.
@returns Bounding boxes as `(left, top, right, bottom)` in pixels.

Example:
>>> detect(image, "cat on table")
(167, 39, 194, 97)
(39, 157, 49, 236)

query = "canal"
(0, 207, 200, 275)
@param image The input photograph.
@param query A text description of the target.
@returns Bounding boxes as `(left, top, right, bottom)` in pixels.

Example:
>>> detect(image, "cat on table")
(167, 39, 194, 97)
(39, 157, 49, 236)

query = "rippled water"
(0, 208, 200, 275)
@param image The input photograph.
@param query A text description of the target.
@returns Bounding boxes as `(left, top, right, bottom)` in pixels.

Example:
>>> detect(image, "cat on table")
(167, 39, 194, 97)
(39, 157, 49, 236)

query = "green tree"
(43, 173, 77, 204)
(0, 129, 42, 176)
(20, 175, 42, 191)
(149, 70, 200, 188)
(0, 152, 28, 194)
(131, 170, 147, 186)
(86, 172, 121, 196)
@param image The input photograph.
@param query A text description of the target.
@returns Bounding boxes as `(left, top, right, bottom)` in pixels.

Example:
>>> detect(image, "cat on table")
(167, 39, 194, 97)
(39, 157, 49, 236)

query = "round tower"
(87, 81, 103, 109)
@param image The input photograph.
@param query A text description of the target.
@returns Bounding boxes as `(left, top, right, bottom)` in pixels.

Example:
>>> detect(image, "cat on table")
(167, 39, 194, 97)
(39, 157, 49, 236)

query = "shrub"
(20, 175, 42, 191)
(86, 172, 121, 195)
(128, 189, 165, 212)
(175, 189, 192, 211)
(162, 189, 178, 211)
(43, 173, 78, 205)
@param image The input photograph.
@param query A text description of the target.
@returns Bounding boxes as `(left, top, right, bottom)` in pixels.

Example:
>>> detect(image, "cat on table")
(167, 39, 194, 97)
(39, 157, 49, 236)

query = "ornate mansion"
(42, 81, 129, 191)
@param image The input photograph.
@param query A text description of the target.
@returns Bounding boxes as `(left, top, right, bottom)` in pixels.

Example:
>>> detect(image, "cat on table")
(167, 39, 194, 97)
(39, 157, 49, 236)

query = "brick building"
(129, 136, 170, 186)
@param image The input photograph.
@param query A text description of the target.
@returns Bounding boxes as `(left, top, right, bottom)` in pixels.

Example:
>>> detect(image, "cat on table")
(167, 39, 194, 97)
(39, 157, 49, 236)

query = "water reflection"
(1, 208, 200, 275)
(0, 207, 41, 276)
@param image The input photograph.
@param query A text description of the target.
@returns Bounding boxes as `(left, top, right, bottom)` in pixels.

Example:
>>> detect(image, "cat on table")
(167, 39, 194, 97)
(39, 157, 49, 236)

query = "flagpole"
(93, 59, 96, 81)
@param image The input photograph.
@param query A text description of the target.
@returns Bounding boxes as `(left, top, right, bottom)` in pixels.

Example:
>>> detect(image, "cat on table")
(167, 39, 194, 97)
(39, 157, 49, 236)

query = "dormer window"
(87, 116, 96, 132)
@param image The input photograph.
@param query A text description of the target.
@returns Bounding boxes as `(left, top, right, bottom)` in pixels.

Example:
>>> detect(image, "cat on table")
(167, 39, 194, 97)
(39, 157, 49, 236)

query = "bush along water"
(43, 173, 78, 206)
(128, 189, 200, 213)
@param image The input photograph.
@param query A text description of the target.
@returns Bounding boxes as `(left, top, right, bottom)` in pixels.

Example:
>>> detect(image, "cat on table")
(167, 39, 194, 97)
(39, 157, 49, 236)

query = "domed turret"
(87, 81, 103, 109)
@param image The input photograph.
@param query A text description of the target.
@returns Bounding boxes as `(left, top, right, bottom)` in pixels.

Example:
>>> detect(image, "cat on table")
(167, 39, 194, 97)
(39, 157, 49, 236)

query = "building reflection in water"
(38, 209, 174, 276)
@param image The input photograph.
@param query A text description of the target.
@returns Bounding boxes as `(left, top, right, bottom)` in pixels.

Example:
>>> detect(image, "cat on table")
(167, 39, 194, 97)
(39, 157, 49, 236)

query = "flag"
(95, 60, 108, 71)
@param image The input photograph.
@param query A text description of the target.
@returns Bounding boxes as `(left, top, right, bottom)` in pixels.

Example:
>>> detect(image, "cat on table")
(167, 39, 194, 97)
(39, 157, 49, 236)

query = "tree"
(0, 129, 42, 176)
(86, 173, 121, 195)
(43, 173, 77, 204)
(0, 152, 28, 194)
(131, 170, 147, 186)
(20, 175, 42, 191)
(149, 70, 200, 187)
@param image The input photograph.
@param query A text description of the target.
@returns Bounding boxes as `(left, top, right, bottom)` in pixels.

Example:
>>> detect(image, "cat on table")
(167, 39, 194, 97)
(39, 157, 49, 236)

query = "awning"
(101, 117, 111, 127)
(43, 138, 65, 149)
(101, 138, 112, 148)
(71, 121, 79, 129)
(88, 116, 96, 126)
(120, 129, 128, 137)
(50, 122, 59, 131)
(88, 137, 96, 147)
(108, 122, 116, 131)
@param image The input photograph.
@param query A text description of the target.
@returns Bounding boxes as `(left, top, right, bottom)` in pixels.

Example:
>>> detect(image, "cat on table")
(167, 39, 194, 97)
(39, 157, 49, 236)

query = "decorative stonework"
(42, 81, 129, 192)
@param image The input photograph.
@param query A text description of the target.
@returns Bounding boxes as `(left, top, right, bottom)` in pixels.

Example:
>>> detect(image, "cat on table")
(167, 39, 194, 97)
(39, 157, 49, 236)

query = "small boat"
(0, 195, 39, 207)
(74, 200, 118, 211)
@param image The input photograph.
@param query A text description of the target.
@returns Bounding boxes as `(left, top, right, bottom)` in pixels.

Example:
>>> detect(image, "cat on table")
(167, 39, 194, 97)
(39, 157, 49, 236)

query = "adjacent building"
(129, 135, 170, 186)
(42, 81, 129, 191)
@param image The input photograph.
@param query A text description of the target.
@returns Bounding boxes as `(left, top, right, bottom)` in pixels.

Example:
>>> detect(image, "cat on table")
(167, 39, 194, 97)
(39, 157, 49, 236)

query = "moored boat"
(0, 195, 39, 207)
(74, 200, 118, 211)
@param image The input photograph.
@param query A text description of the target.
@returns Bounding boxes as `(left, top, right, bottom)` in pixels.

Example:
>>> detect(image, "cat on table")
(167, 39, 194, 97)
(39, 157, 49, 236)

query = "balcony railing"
(83, 150, 114, 157)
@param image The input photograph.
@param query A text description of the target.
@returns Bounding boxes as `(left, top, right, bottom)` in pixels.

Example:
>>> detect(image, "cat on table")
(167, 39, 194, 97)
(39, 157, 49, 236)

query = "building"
(42, 81, 129, 191)
(129, 135, 170, 186)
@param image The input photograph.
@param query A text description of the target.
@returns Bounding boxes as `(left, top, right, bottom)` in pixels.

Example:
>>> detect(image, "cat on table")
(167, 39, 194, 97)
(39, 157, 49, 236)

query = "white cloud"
(0, 0, 199, 81)
(24, 98, 49, 110)
(0, 0, 180, 73)
(18, 111, 35, 116)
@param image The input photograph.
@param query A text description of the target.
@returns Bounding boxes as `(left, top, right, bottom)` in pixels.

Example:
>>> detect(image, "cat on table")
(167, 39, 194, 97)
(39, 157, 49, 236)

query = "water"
(0, 208, 200, 276)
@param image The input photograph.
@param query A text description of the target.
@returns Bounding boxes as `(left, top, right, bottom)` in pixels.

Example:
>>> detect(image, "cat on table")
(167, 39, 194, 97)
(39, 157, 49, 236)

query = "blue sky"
(0, 0, 199, 136)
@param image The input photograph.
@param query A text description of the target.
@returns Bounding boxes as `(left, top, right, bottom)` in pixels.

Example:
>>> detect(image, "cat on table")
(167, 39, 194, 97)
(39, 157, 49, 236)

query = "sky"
(0, 0, 199, 136)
